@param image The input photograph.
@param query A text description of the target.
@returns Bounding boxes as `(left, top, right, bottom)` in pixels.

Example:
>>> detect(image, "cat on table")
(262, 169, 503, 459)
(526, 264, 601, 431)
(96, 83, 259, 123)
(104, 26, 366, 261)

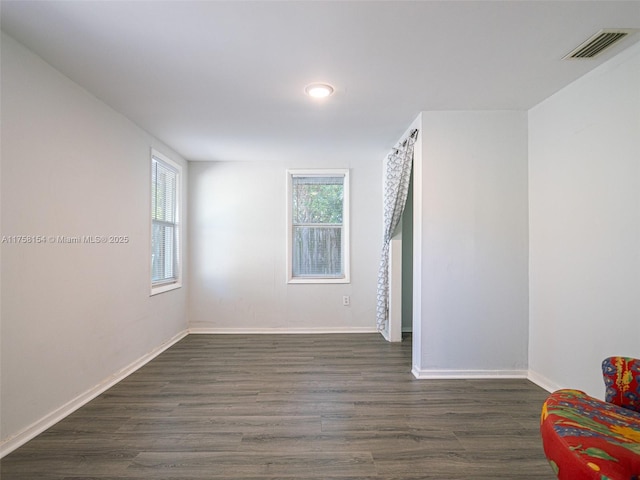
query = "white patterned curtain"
(376, 129, 418, 332)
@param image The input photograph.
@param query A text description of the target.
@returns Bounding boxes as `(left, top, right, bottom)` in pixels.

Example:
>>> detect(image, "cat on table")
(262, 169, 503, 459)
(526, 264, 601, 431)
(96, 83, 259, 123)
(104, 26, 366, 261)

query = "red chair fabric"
(603, 357, 640, 413)
(541, 389, 640, 480)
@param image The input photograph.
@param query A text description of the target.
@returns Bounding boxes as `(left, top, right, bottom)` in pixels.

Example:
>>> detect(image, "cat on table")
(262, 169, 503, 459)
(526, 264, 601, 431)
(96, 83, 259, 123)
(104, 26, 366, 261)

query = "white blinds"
(151, 156, 178, 284)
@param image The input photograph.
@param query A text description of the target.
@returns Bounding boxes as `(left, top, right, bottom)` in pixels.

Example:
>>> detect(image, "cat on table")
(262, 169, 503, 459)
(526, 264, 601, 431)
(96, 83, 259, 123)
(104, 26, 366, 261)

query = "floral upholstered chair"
(540, 356, 640, 479)
(603, 357, 640, 413)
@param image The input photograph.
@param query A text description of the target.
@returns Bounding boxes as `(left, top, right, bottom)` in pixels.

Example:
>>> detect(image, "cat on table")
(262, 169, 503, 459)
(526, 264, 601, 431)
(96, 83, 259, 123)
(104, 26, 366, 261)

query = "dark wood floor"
(1, 334, 555, 479)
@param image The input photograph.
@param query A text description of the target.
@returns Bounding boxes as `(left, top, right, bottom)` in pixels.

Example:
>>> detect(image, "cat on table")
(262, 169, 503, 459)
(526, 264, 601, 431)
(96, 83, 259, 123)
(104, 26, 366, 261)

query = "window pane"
(152, 159, 177, 223)
(288, 170, 349, 283)
(292, 176, 343, 224)
(292, 226, 342, 277)
(152, 222, 175, 282)
(151, 152, 181, 289)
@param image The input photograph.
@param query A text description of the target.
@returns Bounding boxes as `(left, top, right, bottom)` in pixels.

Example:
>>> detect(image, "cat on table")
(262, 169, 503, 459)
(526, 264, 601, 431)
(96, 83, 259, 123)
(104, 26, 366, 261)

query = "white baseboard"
(527, 369, 562, 393)
(411, 367, 528, 379)
(188, 327, 380, 334)
(0, 329, 189, 459)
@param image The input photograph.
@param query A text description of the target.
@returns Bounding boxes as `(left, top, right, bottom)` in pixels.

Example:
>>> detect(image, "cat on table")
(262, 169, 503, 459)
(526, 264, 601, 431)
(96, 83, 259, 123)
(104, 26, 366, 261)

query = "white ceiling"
(2, 1, 639, 162)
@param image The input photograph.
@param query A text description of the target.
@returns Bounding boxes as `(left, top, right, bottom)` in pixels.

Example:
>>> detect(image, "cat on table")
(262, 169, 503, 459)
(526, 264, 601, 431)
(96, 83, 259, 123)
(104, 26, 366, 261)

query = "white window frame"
(150, 149, 182, 295)
(286, 169, 350, 284)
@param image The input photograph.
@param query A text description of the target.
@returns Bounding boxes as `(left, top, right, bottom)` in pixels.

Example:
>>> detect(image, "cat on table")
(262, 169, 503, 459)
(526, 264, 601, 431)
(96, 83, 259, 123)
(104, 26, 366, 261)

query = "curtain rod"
(400, 128, 419, 146)
(392, 129, 419, 153)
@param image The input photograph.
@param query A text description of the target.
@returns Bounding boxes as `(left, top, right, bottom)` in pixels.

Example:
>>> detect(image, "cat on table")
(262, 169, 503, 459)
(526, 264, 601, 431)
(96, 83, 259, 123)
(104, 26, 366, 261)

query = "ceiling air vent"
(564, 29, 632, 59)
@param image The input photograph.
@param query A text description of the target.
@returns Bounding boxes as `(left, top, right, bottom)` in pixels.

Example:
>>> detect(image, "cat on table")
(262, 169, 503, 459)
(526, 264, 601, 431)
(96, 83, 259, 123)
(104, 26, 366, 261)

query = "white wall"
(188, 155, 382, 332)
(0, 34, 188, 452)
(528, 42, 640, 398)
(412, 111, 529, 377)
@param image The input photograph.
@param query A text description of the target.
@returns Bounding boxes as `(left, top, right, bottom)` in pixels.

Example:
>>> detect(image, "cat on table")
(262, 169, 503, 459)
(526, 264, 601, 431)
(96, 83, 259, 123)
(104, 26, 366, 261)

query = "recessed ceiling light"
(304, 83, 334, 98)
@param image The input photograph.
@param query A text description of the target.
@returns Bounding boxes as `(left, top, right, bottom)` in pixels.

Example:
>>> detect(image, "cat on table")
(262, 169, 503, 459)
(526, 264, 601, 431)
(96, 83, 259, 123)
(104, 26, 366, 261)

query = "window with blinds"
(287, 170, 350, 283)
(151, 150, 181, 293)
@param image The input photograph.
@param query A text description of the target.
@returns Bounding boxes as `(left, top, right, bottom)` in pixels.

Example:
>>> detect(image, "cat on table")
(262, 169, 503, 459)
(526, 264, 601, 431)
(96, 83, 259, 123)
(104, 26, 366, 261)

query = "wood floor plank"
(1, 334, 556, 479)
(128, 451, 378, 477)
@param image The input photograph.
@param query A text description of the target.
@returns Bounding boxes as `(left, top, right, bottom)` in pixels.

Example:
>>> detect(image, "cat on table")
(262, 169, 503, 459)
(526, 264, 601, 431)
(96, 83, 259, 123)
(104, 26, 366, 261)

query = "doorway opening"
(387, 166, 413, 343)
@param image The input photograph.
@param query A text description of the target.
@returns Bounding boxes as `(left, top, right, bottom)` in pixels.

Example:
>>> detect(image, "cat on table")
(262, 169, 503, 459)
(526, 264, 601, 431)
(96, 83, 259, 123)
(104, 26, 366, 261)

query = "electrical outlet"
(342, 295, 350, 306)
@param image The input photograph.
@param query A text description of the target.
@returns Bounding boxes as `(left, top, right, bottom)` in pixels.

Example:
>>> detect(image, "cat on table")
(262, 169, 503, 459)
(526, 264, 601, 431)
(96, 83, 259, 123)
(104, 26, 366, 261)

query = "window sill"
(288, 277, 350, 285)
(151, 281, 182, 296)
